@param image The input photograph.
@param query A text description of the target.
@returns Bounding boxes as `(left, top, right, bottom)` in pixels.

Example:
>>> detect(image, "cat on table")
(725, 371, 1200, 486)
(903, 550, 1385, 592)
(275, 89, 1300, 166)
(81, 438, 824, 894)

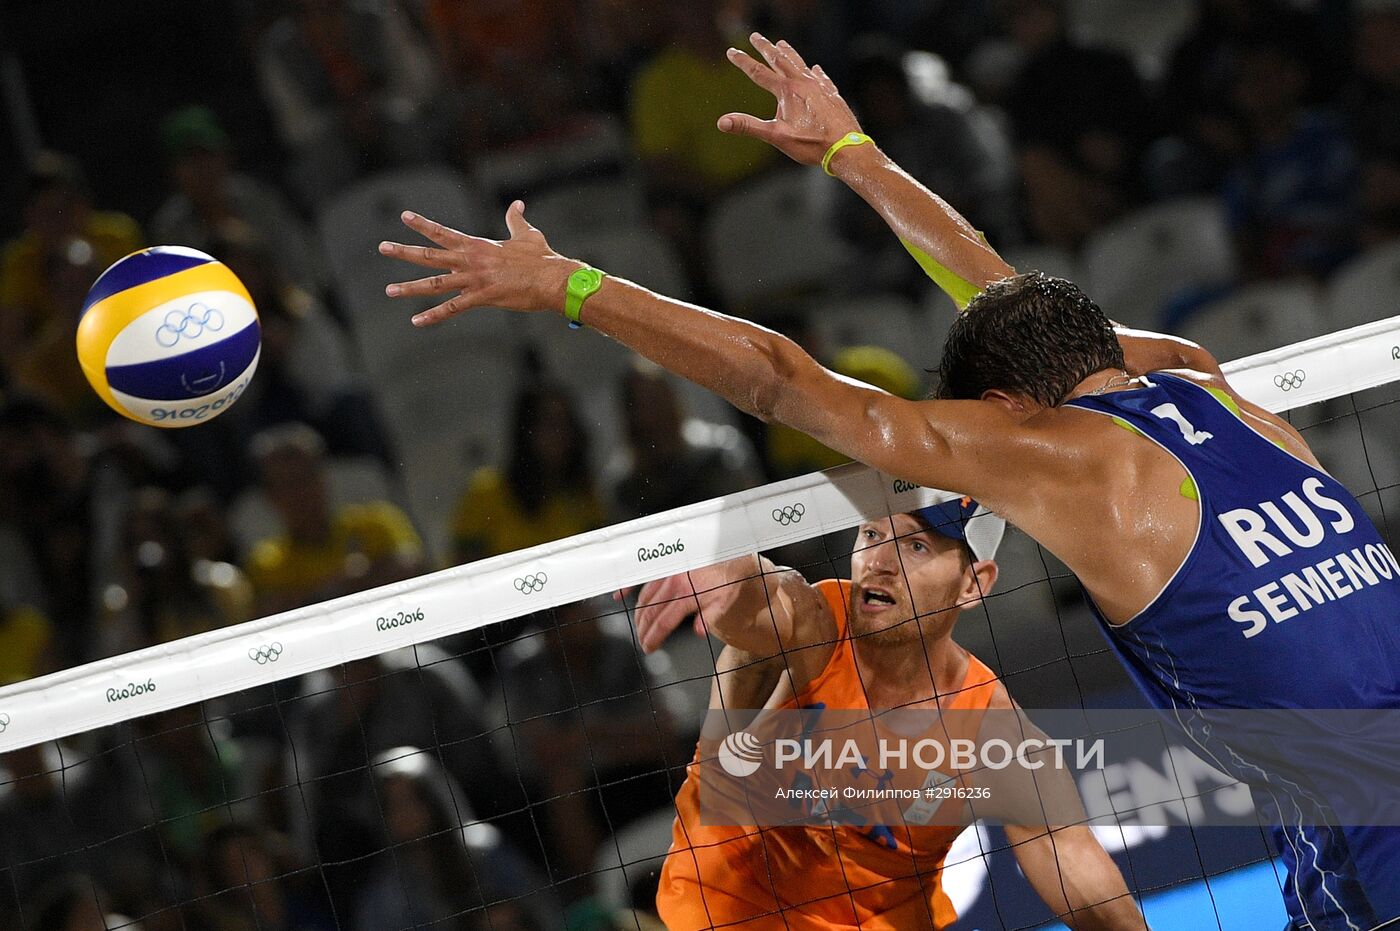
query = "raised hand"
(718, 33, 863, 167)
(633, 573, 711, 654)
(378, 201, 581, 326)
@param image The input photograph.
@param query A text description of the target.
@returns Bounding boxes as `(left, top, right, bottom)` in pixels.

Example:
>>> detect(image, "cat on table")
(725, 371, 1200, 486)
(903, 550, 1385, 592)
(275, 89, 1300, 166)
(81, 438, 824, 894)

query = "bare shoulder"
(983, 678, 1015, 712)
(1156, 367, 1321, 469)
(1115, 325, 1320, 467)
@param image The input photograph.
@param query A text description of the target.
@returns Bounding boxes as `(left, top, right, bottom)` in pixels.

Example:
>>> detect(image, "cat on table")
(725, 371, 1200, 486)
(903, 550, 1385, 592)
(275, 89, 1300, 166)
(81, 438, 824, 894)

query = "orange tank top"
(657, 579, 1000, 930)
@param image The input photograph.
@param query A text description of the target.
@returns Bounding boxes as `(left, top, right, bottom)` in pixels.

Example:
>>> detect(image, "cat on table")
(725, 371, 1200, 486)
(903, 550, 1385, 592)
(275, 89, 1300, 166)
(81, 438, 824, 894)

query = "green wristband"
(564, 265, 604, 328)
(821, 132, 873, 176)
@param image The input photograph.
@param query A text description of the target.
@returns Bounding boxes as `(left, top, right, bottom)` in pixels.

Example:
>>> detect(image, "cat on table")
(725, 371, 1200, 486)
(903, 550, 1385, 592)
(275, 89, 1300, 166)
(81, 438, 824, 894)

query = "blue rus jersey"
(1065, 372, 1400, 712)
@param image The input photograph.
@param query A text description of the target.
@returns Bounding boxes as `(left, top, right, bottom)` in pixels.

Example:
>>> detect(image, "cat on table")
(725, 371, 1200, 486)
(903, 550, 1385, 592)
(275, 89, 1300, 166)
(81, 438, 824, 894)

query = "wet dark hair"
(936, 272, 1125, 407)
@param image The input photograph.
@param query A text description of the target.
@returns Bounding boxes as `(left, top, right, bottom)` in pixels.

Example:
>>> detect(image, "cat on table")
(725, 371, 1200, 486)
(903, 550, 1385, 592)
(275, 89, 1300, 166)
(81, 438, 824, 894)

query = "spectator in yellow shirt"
(0, 152, 142, 378)
(246, 423, 424, 614)
(0, 605, 54, 686)
(630, 7, 778, 194)
(629, 3, 778, 292)
(9, 236, 110, 426)
(450, 378, 602, 565)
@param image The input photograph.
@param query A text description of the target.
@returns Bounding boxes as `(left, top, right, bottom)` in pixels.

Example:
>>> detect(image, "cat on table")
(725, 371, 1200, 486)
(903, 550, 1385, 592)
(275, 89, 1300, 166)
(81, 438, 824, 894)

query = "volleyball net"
(3, 315, 1400, 930)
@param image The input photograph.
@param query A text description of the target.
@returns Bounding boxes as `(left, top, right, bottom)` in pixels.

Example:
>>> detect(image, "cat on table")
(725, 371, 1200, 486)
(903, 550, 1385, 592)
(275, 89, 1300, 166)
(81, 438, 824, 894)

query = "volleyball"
(76, 246, 260, 428)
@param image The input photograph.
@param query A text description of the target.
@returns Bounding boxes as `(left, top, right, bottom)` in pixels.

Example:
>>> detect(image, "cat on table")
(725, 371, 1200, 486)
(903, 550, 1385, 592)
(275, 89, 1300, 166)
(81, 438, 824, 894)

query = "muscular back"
(970, 332, 1320, 625)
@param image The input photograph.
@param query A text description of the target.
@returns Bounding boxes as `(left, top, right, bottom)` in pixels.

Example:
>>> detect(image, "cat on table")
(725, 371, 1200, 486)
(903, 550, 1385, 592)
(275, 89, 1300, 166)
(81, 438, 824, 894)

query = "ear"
(958, 559, 998, 610)
(979, 388, 1027, 414)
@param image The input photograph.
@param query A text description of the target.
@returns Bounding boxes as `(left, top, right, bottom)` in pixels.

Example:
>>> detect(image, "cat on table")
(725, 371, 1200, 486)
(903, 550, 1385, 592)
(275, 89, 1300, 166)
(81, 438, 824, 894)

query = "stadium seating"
(470, 115, 633, 206)
(316, 166, 491, 287)
(1065, 0, 1196, 79)
(228, 456, 404, 559)
(1179, 280, 1325, 363)
(999, 244, 1082, 283)
(376, 347, 522, 560)
(807, 293, 931, 371)
(523, 175, 649, 237)
(547, 225, 692, 302)
(316, 166, 502, 375)
(1325, 239, 1400, 330)
(591, 807, 681, 916)
(706, 168, 851, 308)
(1081, 197, 1237, 329)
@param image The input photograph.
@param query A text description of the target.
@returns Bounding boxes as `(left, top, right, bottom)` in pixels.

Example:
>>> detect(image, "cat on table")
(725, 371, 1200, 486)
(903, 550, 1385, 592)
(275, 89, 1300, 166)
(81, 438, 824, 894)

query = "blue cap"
(911, 496, 1004, 562)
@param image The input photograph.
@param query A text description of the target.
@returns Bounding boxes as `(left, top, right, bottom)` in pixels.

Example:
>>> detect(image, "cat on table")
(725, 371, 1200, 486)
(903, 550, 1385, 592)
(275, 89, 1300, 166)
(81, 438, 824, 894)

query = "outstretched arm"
(718, 32, 1278, 430)
(716, 34, 1013, 306)
(378, 206, 1063, 511)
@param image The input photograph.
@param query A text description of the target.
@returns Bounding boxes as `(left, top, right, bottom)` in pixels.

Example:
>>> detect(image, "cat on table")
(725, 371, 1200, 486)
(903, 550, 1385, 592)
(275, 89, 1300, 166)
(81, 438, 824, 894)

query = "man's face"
(848, 513, 977, 640)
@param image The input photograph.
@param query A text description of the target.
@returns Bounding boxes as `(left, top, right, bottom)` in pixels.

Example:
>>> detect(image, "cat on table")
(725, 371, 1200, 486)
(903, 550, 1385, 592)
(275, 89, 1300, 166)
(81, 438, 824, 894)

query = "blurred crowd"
(4, 0, 1400, 928)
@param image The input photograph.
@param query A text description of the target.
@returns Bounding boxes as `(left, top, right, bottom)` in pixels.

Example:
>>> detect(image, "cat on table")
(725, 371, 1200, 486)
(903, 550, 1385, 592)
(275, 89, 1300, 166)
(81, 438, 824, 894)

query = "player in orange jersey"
(634, 499, 1146, 930)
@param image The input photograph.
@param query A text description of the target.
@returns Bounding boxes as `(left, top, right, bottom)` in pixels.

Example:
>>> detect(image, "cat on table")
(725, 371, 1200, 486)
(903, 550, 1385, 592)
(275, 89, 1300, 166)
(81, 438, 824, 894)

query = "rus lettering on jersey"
(1216, 476, 1399, 639)
(1217, 477, 1354, 569)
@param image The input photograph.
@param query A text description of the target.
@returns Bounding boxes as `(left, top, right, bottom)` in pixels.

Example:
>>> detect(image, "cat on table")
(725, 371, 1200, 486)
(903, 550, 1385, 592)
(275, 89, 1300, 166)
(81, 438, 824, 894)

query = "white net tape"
(2, 314, 1398, 754)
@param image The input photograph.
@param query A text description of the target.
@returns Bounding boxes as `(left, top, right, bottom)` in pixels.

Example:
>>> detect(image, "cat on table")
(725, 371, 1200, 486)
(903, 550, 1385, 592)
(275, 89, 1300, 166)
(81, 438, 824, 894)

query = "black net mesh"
(3, 382, 1400, 931)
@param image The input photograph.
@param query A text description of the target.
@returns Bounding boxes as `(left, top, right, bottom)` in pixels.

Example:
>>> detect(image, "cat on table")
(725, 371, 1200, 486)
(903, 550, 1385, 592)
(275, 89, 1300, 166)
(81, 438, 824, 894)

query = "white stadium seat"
(808, 294, 932, 370)
(316, 165, 490, 287)
(376, 348, 521, 561)
(1179, 280, 1325, 363)
(523, 175, 649, 238)
(1066, 0, 1196, 79)
(999, 244, 1082, 284)
(470, 115, 632, 205)
(552, 226, 691, 302)
(707, 168, 851, 308)
(1082, 197, 1237, 329)
(316, 166, 503, 376)
(591, 807, 680, 914)
(1325, 240, 1400, 330)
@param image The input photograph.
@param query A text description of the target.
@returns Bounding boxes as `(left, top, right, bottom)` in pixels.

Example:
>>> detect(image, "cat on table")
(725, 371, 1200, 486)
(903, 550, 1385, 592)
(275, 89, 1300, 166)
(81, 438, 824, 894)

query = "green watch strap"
(564, 265, 604, 328)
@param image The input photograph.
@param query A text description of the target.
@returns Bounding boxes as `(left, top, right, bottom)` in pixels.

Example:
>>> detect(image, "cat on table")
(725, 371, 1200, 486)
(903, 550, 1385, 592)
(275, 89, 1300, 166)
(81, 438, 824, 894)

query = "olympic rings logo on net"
(1273, 370, 1307, 391)
(156, 302, 224, 347)
(248, 642, 283, 664)
(0, 713, 9, 733)
(771, 503, 806, 526)
(514, 572, 548, 594)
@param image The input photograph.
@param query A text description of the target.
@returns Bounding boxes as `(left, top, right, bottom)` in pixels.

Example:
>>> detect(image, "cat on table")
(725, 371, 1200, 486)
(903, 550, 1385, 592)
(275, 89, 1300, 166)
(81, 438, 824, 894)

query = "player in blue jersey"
(380, 35, 1399, 929)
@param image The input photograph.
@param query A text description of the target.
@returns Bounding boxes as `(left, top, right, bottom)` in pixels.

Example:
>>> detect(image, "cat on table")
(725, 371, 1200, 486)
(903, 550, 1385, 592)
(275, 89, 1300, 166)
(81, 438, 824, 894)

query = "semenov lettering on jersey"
(1218, 477, 1399, 638)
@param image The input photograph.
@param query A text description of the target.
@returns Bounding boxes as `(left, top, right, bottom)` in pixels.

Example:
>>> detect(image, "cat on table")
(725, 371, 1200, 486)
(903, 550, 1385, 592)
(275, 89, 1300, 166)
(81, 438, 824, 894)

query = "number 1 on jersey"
(1151, 403, 1214, 445)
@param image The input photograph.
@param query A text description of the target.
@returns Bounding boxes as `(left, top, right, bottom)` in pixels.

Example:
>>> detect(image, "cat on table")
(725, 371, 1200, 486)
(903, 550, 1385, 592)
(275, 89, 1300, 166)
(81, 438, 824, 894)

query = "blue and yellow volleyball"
(76, 246, 260, 428)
